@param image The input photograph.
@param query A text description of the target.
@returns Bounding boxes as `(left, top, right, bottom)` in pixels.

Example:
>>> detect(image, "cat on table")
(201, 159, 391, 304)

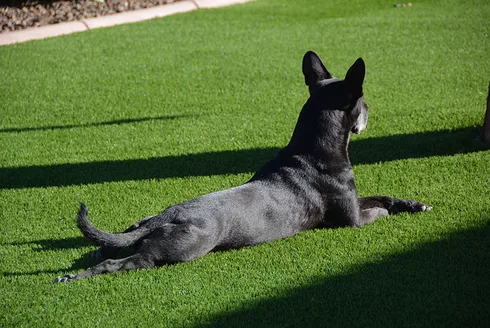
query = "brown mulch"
(0, 0, 183, 33)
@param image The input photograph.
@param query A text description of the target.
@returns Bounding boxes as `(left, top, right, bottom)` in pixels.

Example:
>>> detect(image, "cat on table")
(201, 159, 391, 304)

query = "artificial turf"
(1, 0, 489, 326)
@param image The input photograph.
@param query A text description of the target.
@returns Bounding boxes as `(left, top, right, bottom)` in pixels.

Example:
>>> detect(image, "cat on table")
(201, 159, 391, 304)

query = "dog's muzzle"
(351, 109, 368, 134)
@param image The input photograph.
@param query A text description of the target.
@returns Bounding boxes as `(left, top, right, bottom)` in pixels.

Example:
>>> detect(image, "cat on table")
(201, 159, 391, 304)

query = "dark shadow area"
(0, 148, 278, 189)
(1, 236, 97, 277)
(2, 236, 143, 277)
(7, 236, 90, 251)
(200, 222, 490, 328)
(0, 114, 190, 133)
(349, 126, 486, 165)
(1, 127, 487, 189)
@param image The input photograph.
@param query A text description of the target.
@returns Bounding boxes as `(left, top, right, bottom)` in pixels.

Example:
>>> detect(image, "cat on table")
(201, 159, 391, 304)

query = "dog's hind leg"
(55, 253, 155, 283)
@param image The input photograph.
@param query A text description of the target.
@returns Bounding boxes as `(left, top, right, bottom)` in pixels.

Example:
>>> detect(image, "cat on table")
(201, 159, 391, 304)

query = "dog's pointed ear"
(302, 51, 332, 87)
(344, 58, 365, 94)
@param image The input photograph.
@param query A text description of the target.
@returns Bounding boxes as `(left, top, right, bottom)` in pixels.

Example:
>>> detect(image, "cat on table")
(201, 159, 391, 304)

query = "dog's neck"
(285, 102, 352, 166)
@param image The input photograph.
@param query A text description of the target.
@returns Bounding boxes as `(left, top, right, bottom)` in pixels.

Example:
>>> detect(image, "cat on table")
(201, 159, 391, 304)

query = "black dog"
(55, 51, 431, 283)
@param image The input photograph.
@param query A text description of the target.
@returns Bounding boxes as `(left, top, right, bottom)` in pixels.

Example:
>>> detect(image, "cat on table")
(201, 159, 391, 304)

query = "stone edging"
(0, 0, 253, 46)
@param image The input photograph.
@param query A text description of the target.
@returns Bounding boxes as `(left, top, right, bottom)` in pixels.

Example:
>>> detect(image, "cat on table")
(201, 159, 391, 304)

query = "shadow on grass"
(199, 222, 490, 328)
(1, 127, 486, 189)
(1, 237, 97, 277)
(3, 219, 488, 325)
(3, 237, 144, 277)
(8, 236, 90, 251)
(0, 114, 190, 133)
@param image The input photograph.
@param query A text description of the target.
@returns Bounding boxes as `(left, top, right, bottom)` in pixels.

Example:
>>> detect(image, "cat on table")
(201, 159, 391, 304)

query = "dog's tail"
(77, 203, 152, 248)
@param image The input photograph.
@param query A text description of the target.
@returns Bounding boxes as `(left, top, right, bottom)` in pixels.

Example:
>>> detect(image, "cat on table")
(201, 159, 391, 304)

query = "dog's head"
(302, 51, 368, 134)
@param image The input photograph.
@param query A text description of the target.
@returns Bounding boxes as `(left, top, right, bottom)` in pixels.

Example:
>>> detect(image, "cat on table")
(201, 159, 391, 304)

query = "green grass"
(1, 0, 489, 326)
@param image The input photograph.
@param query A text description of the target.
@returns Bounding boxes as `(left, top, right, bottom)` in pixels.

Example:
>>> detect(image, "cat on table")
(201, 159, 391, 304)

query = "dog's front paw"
(403, 200, 432, 213)
(55, 274, 76, 283)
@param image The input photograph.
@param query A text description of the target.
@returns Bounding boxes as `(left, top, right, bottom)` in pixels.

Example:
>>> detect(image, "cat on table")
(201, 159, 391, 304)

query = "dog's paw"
(55, 274, 76, 283)
(404, 200, 432, 213)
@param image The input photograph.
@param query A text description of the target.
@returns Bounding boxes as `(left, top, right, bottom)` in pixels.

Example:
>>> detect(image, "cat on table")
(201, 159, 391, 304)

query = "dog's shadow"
(3, 237, 102, 277)
(3, 237, 140, 277)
